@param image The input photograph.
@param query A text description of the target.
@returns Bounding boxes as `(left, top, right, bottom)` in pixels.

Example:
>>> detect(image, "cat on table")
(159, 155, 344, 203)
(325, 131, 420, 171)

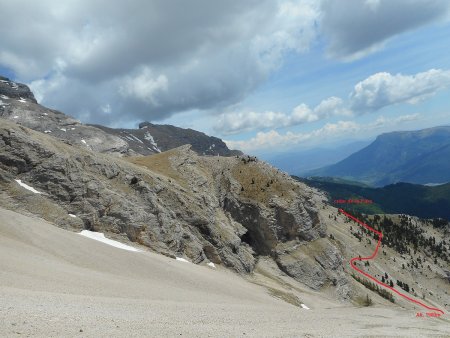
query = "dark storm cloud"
(1, 0, 320, 124)
(2, 0, 447, 126)
(321, 0, 450, 60)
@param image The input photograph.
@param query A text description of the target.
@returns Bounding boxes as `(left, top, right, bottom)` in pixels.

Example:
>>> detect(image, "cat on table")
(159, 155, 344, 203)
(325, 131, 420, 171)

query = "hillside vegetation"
(296, 177, 450, 220)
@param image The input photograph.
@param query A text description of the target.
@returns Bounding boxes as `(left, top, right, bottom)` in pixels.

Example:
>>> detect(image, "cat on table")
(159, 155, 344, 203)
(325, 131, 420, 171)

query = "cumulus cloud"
(313, 96, 352, 118)
(225, 114, 421, 153)
(225, 120, 359, 152)
(350, 69, 450, 112)
(0, 0, 320, 124)
(215, 67, 444, 135)
(119, 68, 168, 106)
(321, 0, 450, 60)
(215, 96, 349, 134)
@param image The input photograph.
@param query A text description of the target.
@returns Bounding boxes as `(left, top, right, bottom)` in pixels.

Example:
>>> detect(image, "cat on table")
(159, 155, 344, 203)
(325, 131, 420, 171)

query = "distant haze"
(261, 139, 372, 175)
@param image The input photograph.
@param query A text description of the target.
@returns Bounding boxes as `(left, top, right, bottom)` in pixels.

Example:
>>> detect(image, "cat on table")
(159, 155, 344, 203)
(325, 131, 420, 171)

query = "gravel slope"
(1, 207, 448, 337)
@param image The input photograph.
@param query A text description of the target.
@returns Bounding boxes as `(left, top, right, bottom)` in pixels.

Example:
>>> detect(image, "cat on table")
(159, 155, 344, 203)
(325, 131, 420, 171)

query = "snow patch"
(44, 130, 52, 133)
(69, 214, 77, 218)
(18, 97, 26, 103)
(301, 304, 310, 310)
(79, 230, 140, 252)
(0, 94, 9, 99)
(13, 116, 19, 119)
(81, 139, 87, 144)
(43, 112, 48, 116)
(124, 135, 135, 142)
(176, 257, 190, 263)
(60, 128, 67, 132)
(15, 179, 41, 194)
(128, 133, 144, 144)
(207, 262, 216, 268)
(144, 132, 161, 152)
(423, 182, 446, 186)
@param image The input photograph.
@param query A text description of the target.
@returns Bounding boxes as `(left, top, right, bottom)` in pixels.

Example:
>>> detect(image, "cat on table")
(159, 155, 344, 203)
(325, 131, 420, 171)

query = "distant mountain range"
(306, 126, 450, 187)
(296, 177, 450, 220)
(261, 140, 371, 175)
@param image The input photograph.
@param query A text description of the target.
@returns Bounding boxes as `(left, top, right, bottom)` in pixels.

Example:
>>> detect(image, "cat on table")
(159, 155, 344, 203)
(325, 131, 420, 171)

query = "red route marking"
(339, 208, 444, 315)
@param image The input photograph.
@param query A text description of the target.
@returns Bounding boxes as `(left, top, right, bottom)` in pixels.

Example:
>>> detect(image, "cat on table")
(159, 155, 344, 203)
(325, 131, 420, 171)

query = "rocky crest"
(91, 122, 242, 157)
(0, 78, 240, 157)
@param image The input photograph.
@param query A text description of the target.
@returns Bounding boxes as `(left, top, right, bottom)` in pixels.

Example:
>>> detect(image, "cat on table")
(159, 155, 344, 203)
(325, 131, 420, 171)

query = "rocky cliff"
(0, 119, 349, 298)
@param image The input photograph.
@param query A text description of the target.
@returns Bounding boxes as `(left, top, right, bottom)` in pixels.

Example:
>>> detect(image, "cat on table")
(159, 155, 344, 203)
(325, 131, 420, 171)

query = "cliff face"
(0, 120, 349, 297)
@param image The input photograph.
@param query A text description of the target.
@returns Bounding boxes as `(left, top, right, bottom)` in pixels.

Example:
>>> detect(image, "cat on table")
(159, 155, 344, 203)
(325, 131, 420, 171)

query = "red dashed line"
(339, 208, 444, 315)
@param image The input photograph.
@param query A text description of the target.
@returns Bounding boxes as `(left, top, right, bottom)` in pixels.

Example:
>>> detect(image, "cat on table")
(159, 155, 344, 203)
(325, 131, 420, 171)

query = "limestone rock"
(0, 114, 347, 294)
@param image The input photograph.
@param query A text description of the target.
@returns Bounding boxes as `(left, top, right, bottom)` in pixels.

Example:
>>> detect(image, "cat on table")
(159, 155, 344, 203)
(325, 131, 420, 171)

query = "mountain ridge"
(306, 126, 450, 186)
(0, 76, 241, 157)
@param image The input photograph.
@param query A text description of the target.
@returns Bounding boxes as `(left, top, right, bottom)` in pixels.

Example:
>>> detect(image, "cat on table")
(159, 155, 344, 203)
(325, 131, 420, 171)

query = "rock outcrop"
(0, 76, 37, 103)
(91, 122, 242, 156)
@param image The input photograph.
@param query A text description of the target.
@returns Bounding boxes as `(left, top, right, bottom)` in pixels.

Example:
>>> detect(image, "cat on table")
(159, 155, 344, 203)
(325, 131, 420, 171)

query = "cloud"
(216, 67, 449, 134)
(225, 114, 421, 153)
(2, 1, 447, 128)
(1, 0, 320, 125)
(394, 113, 420, 123)
(119, 68, 168, 106)
(225, 120, 360, 152)
(313, 96, 351, 118)
(350, 69, 450, 112)
(215, 96, 348, 134)
(321, 0, 450, 60)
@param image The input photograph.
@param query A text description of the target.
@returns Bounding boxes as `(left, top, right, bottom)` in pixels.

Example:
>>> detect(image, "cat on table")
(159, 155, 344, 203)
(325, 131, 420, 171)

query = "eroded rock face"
(0, 122, 255, 272)
(274, 239, 349, 298)
(0, 117, 348, 296)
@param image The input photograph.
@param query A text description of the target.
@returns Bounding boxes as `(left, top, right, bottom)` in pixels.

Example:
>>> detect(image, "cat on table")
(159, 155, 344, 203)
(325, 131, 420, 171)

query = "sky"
(1, 0, 450, 157)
